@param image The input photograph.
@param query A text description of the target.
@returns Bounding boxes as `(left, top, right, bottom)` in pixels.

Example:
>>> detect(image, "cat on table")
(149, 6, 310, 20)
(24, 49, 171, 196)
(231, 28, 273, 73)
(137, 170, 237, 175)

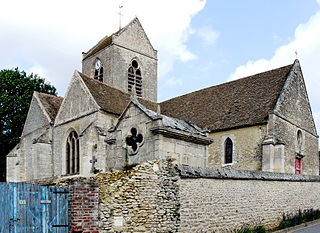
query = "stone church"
(7, 17, 319, 182)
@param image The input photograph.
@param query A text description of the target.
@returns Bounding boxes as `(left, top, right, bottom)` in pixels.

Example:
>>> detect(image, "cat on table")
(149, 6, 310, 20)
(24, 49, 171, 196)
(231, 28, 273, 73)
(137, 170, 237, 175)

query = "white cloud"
(164, 76, 184, 87)
(197, 26, 220, 45)
(229, 5, 320, 135)
(0, 0, 206, 95)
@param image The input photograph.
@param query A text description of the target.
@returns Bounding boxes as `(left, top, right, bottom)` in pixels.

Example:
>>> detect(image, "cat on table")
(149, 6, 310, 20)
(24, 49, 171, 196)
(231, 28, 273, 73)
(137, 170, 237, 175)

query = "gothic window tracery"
(225, 137, 233, 164)
(125, 128, 143, 154)
(128, 59, 142, 97)
(66, 131, 80, 174)
(94, 58, 103, 82)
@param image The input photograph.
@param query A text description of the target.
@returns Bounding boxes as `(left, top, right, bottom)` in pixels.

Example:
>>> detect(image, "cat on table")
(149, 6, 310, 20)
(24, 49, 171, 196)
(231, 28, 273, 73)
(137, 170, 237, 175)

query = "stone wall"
(53, 110, 114, 177)
(107, 102, 209, 170)
(177, 165, 320, 232)
(208, 125, 267, 170)
(45, 160, 320, 232)
(271, 61, 319, 175)
(271, 113, 319, 175)
(97, 160, 180, 232)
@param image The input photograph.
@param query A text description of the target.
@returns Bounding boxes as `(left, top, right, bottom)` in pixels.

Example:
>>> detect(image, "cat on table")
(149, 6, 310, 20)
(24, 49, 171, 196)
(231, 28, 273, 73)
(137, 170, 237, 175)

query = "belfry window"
(225, 137, 233, 164)
(66, 131, 80, 175)
(94, 58, 103, 82)
(128, 59, 142, 97)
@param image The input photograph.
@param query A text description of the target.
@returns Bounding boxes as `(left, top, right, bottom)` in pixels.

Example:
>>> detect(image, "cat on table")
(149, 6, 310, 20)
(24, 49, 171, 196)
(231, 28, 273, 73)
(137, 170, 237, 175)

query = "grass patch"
(236, 225, 267, 233)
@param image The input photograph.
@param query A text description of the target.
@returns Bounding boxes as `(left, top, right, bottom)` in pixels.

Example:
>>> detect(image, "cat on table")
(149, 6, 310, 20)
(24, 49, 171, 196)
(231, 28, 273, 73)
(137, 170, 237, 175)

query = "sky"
(1, 0, 320, 134)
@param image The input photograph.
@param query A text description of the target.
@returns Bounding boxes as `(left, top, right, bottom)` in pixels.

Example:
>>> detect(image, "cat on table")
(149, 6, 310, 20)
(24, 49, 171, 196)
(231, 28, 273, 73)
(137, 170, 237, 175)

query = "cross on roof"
(118, 5, 123, 30)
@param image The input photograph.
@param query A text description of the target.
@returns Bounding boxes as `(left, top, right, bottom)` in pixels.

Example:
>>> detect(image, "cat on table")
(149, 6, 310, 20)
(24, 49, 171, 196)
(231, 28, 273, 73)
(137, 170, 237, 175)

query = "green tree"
(0, 68, 57, 181)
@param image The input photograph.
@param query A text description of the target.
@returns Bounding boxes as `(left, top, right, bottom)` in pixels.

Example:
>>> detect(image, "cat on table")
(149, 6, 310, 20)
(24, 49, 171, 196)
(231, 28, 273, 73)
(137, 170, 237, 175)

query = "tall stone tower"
(82, 17, 158, 102)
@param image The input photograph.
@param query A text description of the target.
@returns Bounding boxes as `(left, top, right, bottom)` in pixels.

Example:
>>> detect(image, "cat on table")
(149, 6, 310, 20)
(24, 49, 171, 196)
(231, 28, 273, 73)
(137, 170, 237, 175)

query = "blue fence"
(0, 182, 68, 233)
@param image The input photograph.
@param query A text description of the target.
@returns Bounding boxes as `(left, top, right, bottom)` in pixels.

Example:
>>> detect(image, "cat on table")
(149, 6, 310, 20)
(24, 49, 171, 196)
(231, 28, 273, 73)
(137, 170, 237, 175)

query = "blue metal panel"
(0, 182, 68, 233)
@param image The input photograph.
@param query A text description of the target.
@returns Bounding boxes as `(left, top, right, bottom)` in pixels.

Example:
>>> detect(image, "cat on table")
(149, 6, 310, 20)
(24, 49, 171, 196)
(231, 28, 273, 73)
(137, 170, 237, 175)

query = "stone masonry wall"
(177, 166, 320, 232)
(208, 125, 267, 170)
(44, 160, 320, 232)
(97, 160, 180, 232)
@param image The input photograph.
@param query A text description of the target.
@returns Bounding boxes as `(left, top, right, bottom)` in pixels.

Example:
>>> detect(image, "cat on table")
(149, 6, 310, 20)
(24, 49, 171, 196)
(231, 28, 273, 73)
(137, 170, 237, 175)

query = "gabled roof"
(82, 17, 155, 60)
(82, 34, 113, 60)
(110, 98, 212, 145)
(160, 62, 294, 132)
(78, 72, 158, 115)
(78, 60, 296, 133)
(35, 92, 63, 121)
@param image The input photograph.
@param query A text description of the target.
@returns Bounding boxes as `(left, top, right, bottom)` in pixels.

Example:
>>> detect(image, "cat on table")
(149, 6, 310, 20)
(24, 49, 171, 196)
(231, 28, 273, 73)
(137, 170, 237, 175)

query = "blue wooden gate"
(0, 182, 68, 233)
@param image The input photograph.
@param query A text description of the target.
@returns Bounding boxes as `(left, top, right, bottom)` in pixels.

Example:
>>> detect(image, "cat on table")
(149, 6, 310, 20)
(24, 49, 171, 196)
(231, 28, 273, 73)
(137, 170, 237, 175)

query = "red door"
(296, 158, 301, 174)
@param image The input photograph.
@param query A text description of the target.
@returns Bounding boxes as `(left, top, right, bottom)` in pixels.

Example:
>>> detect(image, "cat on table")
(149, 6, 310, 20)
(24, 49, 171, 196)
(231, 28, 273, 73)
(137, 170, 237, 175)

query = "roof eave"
(150, 126, 213, 145)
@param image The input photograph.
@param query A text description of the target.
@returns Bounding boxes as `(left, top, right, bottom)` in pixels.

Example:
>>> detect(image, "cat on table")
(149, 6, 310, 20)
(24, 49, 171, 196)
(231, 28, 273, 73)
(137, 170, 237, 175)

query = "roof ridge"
(161, 62, 293, 103)
(35, 91, 63, 99)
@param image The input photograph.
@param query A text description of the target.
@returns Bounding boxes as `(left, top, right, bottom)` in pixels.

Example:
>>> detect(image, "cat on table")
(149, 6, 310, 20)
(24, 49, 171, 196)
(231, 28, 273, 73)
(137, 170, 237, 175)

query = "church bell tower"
(81, 17, 158, 102)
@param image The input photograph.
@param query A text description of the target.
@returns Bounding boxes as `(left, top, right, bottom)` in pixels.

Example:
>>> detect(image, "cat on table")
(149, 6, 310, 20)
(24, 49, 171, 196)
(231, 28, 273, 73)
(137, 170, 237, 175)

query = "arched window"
(128, 59, 142, 97)
(225, 137, 233, 164)
(297, 130, 303, 153)
(94, 58, 103, 82)
(66, 131, 80, 174)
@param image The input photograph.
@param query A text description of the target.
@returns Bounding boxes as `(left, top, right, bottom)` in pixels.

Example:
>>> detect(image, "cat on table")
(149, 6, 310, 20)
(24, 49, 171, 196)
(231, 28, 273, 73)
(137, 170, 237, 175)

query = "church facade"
(6, 18, 319, 182)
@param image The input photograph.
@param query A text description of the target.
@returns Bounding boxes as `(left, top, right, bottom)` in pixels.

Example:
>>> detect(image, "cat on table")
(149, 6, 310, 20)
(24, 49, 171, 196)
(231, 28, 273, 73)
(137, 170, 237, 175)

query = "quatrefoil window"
(125, 128, 143, 154)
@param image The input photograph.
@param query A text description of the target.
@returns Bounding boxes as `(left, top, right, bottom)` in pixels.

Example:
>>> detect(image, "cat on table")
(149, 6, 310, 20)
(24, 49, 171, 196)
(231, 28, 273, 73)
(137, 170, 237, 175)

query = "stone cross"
(90, 156, 98, 174)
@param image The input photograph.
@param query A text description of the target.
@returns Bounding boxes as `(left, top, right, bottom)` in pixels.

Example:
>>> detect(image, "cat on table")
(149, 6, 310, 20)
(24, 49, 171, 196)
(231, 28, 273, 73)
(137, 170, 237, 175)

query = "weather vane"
(118, 5, 123, 30)
(295, 50, 298, 59)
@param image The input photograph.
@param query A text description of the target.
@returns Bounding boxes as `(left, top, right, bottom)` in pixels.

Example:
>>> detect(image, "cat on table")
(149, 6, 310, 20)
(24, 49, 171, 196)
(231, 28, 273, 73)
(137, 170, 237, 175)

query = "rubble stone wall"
(97, 160, 180, 232)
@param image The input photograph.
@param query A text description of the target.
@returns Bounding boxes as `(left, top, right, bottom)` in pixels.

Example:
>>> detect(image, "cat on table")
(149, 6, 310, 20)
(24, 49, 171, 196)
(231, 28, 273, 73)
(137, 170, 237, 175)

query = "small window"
(296, 157, 302, 174)
(225, 137, 233, 164)
(66, 131, 80, 175)
(128, 59, 142, 97)
(94, 58, 103, 82)
(297, 130, 303, 153)
(125, 128, 143, 154)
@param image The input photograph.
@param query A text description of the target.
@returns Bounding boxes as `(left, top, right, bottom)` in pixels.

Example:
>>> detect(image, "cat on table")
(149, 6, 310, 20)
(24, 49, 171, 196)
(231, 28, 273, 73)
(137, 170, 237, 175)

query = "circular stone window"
(125, 128, 144, 154)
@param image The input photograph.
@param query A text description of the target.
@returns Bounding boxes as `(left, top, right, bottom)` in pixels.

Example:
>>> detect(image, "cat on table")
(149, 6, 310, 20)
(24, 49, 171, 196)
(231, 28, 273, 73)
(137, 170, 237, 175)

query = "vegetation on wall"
(0, 68, 57, 181)
(278, 208, 320, 230)
(236, 225, 267, 233)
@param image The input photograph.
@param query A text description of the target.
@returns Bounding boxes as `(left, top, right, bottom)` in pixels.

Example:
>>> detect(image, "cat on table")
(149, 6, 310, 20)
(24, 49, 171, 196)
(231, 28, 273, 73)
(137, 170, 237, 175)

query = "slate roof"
(78, 72, 158, 115)
(160, 63, 294, 132)
(36, 92, 63, 121)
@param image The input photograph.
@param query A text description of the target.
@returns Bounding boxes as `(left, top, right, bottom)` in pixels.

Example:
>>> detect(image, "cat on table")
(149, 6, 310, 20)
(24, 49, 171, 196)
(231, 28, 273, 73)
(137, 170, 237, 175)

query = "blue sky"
(1, 0, 320, 134)
(159, 0, 319, 100)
